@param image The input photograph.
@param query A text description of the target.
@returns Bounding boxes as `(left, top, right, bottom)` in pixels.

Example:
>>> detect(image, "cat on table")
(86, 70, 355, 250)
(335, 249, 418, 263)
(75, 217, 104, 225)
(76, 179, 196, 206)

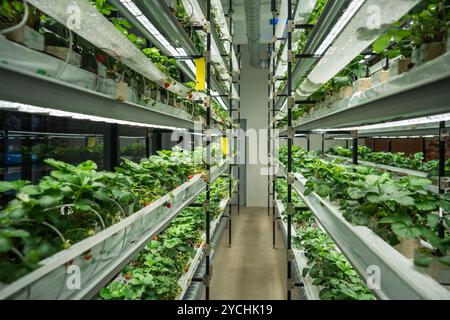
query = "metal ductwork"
(245, 0, 265, 69)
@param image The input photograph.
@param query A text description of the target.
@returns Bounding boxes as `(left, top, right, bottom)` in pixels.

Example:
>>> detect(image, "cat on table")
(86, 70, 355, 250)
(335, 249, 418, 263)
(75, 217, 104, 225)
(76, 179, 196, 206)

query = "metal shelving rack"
(0, 0, 240, 301)
(268, 0, 450, 300)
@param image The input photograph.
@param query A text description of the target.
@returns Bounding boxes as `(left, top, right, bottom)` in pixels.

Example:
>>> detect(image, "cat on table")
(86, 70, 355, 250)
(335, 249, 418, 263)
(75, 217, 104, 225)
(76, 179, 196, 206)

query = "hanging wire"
(54, 29, 74, 80)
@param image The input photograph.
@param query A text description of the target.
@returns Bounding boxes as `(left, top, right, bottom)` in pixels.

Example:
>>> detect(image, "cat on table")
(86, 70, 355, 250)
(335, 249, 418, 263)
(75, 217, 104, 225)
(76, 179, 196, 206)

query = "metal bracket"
(351, 130, 358, 139)
(440, 128, 449, 141)
(203, 269, 213, 286)
(287, 172, 295, 185)
(287, 278, 295, 290)
(204, 21, 211, 33)
(439, 176, 450, 190)
(287, 96, 295, 109)
(203, 243, 211, 255)
(203, 95, 211, 107)
(287, 127, 295, 139)
(203, 199, 211, 212)
(204, 51, 211, 63)
(288, 249, 295, 261)
(287, 202, 294, 216)
(287, 50, 293, 63)
(288, 20, 295, 33)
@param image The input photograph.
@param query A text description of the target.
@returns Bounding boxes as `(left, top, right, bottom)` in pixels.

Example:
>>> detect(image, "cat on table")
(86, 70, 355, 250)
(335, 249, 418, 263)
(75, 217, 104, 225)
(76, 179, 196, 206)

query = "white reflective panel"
(27, 0, 204, 101)
(295, 0, 419, 100)
(319, 113, 450, 132)
(0, 100, 178, 130)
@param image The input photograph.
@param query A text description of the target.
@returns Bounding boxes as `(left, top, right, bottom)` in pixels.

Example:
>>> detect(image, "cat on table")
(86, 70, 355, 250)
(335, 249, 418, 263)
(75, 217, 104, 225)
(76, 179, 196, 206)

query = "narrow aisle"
(210, 207, 300, 300)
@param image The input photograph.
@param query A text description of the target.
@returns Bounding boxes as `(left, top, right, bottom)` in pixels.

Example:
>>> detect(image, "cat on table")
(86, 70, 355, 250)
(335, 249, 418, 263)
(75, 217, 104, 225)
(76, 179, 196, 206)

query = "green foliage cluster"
(0, 145, 221, 284)
(278, 146, 450, 269)
(330, 146, 450, 177)
(276, 180, 374, 300)
(100, 177, 235, 300)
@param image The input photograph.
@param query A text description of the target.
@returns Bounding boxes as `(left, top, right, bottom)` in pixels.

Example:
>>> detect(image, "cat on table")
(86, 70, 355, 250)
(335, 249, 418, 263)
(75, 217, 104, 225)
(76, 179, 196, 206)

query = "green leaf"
(372, 34, 391, 54)
(391, 223, 422, 240)
(0, 180, 28, 192)
(416, 200, 437, 211)
(378, 214, 411, 225)
(77, 160, 97, 171)
(319, 288, 335, 300)
(347, 187, 366, 200)
(0, 229, 30, 239)
(37, 195, 60, 207)
(20, 185, 40, 196)
(0, 237, 12, 252)
(302, 268, 309, 278)
(352, 214, 369, 226)
(314, 184, 330, 197)
(74, 199, 99, 212)
(426, 214, 440, 228)
(414, 254, 435, 267)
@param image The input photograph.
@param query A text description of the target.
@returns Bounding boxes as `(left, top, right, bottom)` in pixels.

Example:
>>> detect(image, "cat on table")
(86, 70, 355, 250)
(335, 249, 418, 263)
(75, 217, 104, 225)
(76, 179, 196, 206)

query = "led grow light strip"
(295, 0, 420, 99)
(314, 0, 365, 55)
(316, 113, 450, 132)
(211, 0, 239, 74)
(26, 0, 204, 101)
(0, 100, 179, 130)
(274, 0, 317, 91)
(274, 0, 288, 55)
(180, 0, 233, 84)
(119, 0, 198, 75)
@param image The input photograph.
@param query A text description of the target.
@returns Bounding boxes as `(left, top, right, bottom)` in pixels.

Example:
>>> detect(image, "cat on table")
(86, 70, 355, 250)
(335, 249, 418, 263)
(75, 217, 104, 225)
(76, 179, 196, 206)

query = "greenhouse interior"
(0, 0, 450, 302)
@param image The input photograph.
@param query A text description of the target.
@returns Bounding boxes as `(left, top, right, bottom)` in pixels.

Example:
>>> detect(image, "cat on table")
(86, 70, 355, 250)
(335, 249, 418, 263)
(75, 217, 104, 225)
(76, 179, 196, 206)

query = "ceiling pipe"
(245, 0, 266, 69)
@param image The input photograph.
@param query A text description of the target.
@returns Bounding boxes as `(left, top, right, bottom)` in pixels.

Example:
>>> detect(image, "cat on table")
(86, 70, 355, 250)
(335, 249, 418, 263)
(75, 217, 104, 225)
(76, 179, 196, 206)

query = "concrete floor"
(209, 207, 301, 300)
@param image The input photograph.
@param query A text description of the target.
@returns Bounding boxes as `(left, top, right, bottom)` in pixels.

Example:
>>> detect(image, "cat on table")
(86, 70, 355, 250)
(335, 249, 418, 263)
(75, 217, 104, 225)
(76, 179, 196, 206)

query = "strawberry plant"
(0, 144, 221, 284)
(276, 180, 374, 300)
(0, 159, 136, 283)
(100, 177, 234, 300)
(278, 146, 450, 268)
(329, 145, 450, 177)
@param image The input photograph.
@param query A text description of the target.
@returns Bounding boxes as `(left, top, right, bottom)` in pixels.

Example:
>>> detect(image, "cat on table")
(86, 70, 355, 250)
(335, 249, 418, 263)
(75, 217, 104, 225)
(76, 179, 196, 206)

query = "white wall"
(240, 46, 269, 207)
(239, 46, 351, 207)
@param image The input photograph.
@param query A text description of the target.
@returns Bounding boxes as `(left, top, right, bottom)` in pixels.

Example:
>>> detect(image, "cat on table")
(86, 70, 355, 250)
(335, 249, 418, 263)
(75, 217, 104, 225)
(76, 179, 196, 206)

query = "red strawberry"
(124, 273, 132, 280)
(84, 254, 93, 261)
(153, 236, 159, 241)
(165, 202, 172, 209)
(164, 82, 171, 89)
(144, 202, 152, 207)
(196, 242, 201, 248)
(188, 92, 193, 100)
(96, 54, 106, 64)
(64, 259, 74, 267)
(188, 175, 194, 180)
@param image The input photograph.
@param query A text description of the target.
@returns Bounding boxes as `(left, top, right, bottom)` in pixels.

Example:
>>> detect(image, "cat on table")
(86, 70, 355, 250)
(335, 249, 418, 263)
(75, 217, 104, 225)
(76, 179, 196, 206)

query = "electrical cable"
(54, 29, 73, 80)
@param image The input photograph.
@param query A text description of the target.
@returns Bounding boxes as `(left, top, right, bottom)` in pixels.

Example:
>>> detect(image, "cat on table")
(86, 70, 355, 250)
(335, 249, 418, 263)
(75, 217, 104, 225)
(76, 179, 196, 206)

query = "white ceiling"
(221, 0, 278, 45)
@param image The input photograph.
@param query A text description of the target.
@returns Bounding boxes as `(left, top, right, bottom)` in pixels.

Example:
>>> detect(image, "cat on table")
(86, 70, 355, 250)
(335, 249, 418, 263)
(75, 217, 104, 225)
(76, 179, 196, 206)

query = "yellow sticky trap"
(87, 137, 97, 149)
(221, 137, 229, 156)
(195, 58, 206, 91)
